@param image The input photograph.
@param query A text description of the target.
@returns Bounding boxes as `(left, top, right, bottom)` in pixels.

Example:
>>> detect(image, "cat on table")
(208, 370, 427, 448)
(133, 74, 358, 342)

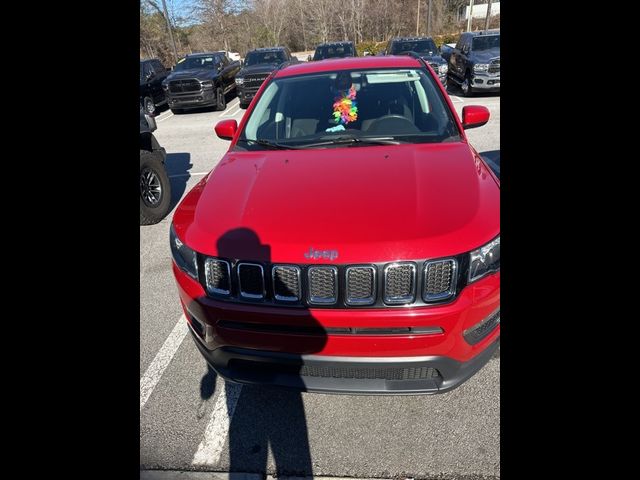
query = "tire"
(461, 71, 474, 97)
(215, 87, 226, 111)
(170, 108, 183, 114)
(140, 149, 172, 225)
(143, 96, 155, 115)
(239, 101, 249, 109)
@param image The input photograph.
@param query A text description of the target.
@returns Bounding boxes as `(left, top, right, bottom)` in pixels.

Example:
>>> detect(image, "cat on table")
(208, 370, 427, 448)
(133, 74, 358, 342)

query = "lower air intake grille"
(204, 259, 231, 295)
(237, 263, 264, 299)
(384, 263, 416, 304)
(272, 265, 301, 301)
(308, 266, 337, 304)
(300, 365, 441, 381)
(464, 309, 500, 345)
(423, 259, 457, 301)
(346, 266, 376, 305)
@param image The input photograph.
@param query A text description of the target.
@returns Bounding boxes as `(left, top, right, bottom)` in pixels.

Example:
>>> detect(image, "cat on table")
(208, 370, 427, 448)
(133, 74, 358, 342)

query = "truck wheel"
(143, 96, 155, 115)
(140, 150, 172, 225)
(461, 72, 474, 97)
(215, 87, 226, 111)
(239, 101, 249, 109)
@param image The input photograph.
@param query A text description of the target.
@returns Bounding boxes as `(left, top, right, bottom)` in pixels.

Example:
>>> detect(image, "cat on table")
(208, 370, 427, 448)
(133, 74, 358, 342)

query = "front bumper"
(173, 260, 500, 394)
(166, 88, 217, 109)
(237, 87, 258, 106)
(472, 72, 501, 90)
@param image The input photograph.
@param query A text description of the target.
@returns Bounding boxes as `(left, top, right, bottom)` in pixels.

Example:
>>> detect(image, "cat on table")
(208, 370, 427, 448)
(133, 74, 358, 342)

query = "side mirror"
(461, 106, 490, 129)
(215, 119, 238, 140)
(145, 71, 154, 81)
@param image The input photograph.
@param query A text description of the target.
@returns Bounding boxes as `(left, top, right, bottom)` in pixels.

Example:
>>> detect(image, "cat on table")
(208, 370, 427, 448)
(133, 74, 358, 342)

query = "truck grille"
(200, 257, 461, 308)
(272, 265, 301, 301)
(428, 62, 439, 72)
(243, 73, 270, 91)
(488, 59, 500, 74)
(383, 263, 416, 305)
(169, 79, 202, 93)
(308, 266, 338, 304)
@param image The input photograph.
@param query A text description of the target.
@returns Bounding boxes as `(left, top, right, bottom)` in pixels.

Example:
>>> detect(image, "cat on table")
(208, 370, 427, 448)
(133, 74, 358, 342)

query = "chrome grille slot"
(345, 266, 376, 305)
(272, 265, 301, 302)
(423, 259, 457, 302)
(307, 266, 338, 304)
(204, 258, 231, 295)
(237, 263, 265, 299)
(383, 263, 416, 304)
(488, 59, 500, 74)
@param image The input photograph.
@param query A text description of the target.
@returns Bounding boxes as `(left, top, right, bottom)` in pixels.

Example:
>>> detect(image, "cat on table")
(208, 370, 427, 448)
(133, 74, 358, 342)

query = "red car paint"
(171, 56, 499, 394)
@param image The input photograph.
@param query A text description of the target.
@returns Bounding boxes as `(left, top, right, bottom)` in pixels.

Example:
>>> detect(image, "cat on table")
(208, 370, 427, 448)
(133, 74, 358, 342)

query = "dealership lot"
(141, 90, 500, 478)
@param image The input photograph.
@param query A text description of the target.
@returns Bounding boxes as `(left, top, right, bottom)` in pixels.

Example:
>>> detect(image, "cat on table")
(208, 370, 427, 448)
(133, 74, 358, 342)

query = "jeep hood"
(173, 142, 499, 263)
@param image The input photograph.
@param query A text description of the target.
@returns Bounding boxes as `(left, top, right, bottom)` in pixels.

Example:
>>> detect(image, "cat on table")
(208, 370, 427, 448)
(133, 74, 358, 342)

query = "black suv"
(235, 47, 295, 109)
(384, 37, 448, 86)
(312, 41, 357, 61)
(140, 107, 171, 225)
(447, 30, 500, 96)
(140, 59, 170, 114)
(162, 52, 241, 113)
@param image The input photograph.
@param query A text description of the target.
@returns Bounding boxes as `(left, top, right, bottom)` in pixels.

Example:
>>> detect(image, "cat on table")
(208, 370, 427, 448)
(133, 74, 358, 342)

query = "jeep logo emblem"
(304, 247, 338, 261)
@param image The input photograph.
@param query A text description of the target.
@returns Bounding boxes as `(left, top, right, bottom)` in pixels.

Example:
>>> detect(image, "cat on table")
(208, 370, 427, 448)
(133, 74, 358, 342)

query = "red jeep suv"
(170, 55, 499, 394)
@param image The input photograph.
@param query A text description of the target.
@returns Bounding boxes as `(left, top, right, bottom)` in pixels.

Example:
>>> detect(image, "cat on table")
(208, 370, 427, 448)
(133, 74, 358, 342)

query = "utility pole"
(161, 0, 178, 63)
(416, 0, 420, 36)
(427, 0, 432, 36)
(484, 0, 493, 31)
(466, 0, 474, 32)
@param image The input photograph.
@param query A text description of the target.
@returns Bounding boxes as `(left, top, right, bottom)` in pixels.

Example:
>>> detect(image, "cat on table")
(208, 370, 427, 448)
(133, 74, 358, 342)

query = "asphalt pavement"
(140, 87, 501, 479)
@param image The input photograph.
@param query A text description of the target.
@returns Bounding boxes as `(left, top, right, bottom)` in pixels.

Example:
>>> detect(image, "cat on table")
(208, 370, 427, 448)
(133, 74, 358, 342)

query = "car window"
(313, 44, 355, 60)
(152, 60, 164, 72)
(245, 51, 287, 66)
(391, 40, 437, 55)
(472, 35, 500, 51)
(140, 62, 153, 81)
(174, 55, 217, 71)
(238, 68, 460, 149)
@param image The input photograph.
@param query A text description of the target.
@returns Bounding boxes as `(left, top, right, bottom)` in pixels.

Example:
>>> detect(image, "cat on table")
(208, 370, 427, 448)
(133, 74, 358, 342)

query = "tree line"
(140, 0, 499, 66)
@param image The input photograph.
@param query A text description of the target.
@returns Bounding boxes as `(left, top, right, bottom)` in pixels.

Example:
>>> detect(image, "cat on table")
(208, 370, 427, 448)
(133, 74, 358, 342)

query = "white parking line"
(221, 104, 241, 118)
(169, 171, 210, 179)
(192, 380, 243, 466)
(140, 316, 189, 412)
(157, 113, 174, 122)
(449, 95, 463, 103)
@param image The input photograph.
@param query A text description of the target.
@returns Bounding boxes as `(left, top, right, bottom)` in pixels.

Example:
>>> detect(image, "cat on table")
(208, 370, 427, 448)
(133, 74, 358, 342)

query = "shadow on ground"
(164, 152, 192, 210)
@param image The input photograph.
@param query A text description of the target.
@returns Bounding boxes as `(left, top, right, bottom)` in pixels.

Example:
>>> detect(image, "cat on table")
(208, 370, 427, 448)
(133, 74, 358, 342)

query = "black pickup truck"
(383, 36, 448, 86)
(235, 47, 295, 109)
(140, 58, 170, 114)
(447, 30, 500, 96)
(312, 41, 357, 61)
(161, 52, 241, 113)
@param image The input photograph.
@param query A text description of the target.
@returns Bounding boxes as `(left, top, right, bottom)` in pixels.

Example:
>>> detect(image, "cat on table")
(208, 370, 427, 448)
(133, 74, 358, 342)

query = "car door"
(150, 60, 167, 103)
(450, 35, 465, 80)
(217, 54, 232, 92)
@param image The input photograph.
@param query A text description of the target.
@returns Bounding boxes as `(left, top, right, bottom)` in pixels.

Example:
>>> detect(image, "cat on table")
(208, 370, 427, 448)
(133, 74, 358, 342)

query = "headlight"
(162, 82, 169, 90)
(235, 77, 244, 85)
(200, 80, 213, 88)
(438, 64, 448, 74)
(170, 224, 198, 280)
(468, 236, 500, 283)
(473, 63, 489, 73)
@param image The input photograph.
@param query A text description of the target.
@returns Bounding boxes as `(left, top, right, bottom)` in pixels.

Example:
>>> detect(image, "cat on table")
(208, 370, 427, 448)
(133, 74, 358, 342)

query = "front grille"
(199, 255, 472, 308)
(204, 259, 231, 295)
(237, 263, 264, 299)
(308, 266, 338, 304)
(169, 79, 202, 93)
(346, 266, 376, 305)
(464, 309, 500, 345)
(428, 62, 439, 71)
(272, 265, 301, 301)
(423, 259, 456, 302)
(383, 263, 416, 304)
(488, 59, 500, 74)
(243, 74, 270, 91)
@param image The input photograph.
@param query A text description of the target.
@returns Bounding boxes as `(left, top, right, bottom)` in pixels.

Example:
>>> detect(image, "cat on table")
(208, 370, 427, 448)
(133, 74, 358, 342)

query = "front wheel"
(140, 150, 172, 225)
(461, 72, 474, 97)
(215, 87, 226, 111)
(143, 96, 155, 115)
(239, 101, 249, 109)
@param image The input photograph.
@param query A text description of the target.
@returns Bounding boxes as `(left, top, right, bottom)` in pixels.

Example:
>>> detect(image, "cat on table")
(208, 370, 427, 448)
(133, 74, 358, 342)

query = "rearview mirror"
(215, 119, 238, 140)
(461, 106, 490, 129)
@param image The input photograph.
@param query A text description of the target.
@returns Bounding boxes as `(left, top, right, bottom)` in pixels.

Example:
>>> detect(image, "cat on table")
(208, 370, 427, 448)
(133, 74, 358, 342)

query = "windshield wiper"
(294, 136, 401, 149)
(237, 138, 299, 150)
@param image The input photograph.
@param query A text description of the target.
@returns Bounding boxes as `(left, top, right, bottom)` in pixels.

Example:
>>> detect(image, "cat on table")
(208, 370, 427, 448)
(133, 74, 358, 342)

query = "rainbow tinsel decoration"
(332, 85, 358, 125)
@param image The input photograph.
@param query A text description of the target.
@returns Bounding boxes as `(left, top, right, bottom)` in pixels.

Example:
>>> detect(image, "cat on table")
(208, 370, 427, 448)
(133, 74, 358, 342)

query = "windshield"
(472, 35, 500, 51)
(174, 55, 218, 71)
(246, 51, 286, 66)
(392, 40, 437, 55)
(313, 45, 354, 60)
(237, 68, 460, 150)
